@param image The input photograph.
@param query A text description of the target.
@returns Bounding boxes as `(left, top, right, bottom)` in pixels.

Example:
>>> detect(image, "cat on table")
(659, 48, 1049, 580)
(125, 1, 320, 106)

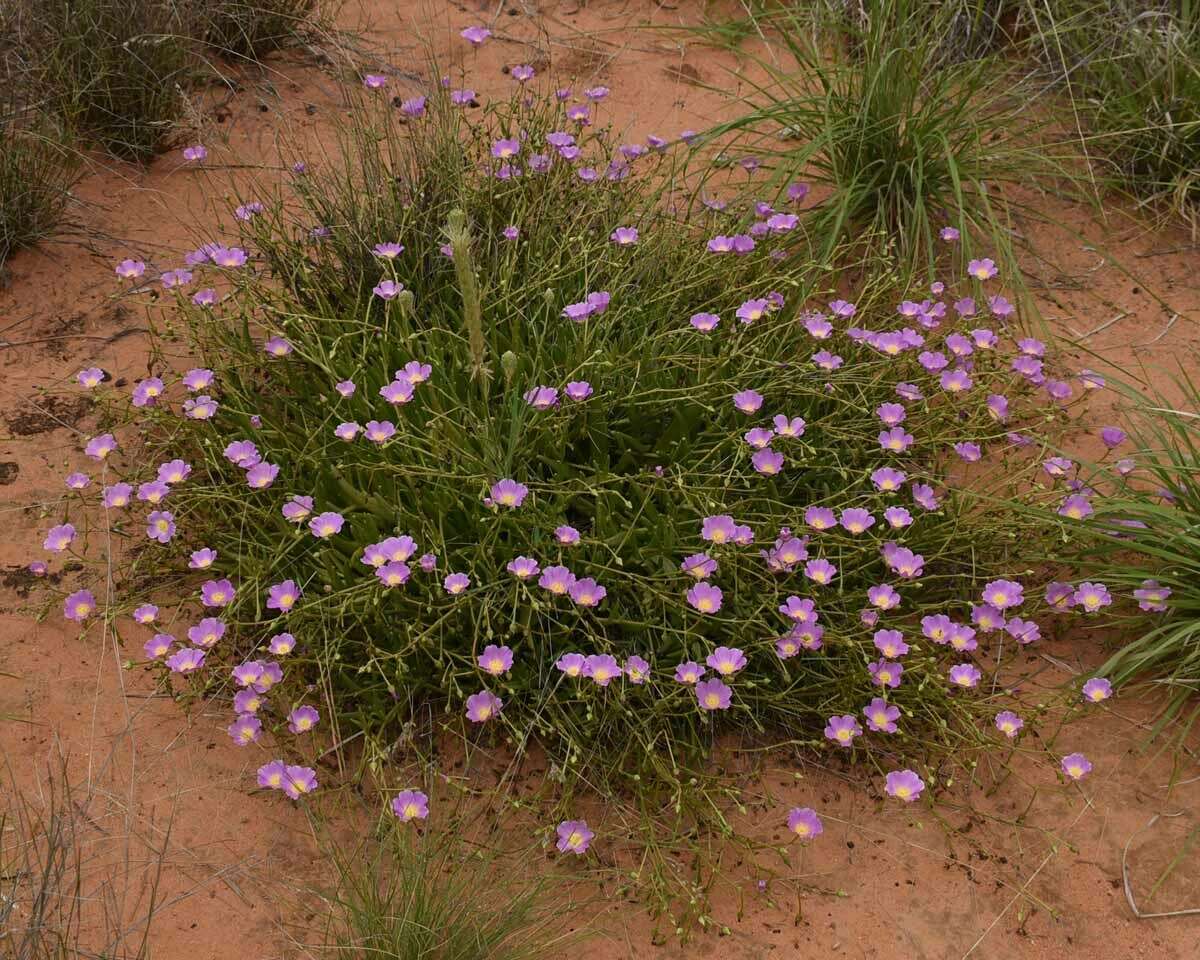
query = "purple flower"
(224, 440, 260, 468)
(555, 652, 586, 677)
(700, 514, 738, 544)
(465, 690, 502, 723)
(137, 481, 169, 505)
(460, 25, 491, 45)
(282, 765, 319, 799)
(873, 629, 909, 658)
(948, 663, 982, 689)
(610, 226, 639, 246)
(44, 523, 76, 552)
(400, 96, 426, 117)
(751, 448, 784, 475)
(864, 697, 900, 733)
(569, 577, 605, 607)
(246, 462, 280, 489)
(539, 565, 575, 596)
(804, 558, 837, 586)
(871, 467, 906, 492)
(1082, 677, 1112, 703)
(1061, 753, 1092, 781)
(376, 562, 411, 587)
(674, 661, 705, 684)
(824, 714, 862, 746)
(954, 441, 982, 463)
(63, 589, 96, 622)
(144, 634, 173, 659)
(868, 659, 903, 688)
(77, 367, 105, 388)
(188, 548, 217, 570)
(266, 579, 300, 613)
(374, 279, 403, 300)
(372, 241, 404, 259)
(967, 258, 997, 280)
(1134, 580, 1171, 612)
(994, 711, 1023, 738)
(621, 655, 650, 684)
(392, 790, 429, 822)
(335, 379, 356, 397)
(583, 654, 621, 685)
(736, 299, 769, 324)
(1005, 618, 1039, 645)
(744, 428, 774, 451)
(444, 572, 471, 595)
(705, 646, 746, 676)
(478, 644, 514, 676)
(524, 386, 559, 410)
(146, 511, 176, 544)
(288, 705, 320, 734)
(840, 508, 875, 534)
(365, 420, 396, 443)
(1073, 581, 1111, 612)
(228, 714, 262, 746)
(188, 618, 225, 648)
(686, 581, 723, 614)
(732, 390, 764, 413)
(879, 427, 914, 453)
(502, 225, 519, 241)
(564, 381, 592, 402)
(115, 258, 145, 279)
(695, 678, 732, 711)
(982, 579, 1024, 611)
(1100, 426, 1127, 448)
(779, 595, 816, 623)
(912, 483, 939, 510)
(511, 64, 535, 81)
(84, 433, 118, 460)
(200, 578, 235, 608)
(165, 648, 206, 674)
(132, 604, 158, 624)
(802, 506, 835, 531)
(553, 525, 580, 546)
(161, 268, 192, 289)
(690, 312, 719, 332)
(211, 246, 247, 267)
(556, 820, 593, 855)
(234, 689, 264, 713)
(309, 511, 345, 539)
(506, 556, 539, 581)
(257, 761, 287, 789)
(940, 368, 973, 393)
(490, 479, 529, 508)
(787, 807, 822, 840)
(885, 769, 925, 801)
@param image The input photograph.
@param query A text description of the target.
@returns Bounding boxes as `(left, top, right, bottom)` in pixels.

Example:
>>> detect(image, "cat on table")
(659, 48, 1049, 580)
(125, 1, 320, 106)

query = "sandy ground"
(2, 2, 1199, 957)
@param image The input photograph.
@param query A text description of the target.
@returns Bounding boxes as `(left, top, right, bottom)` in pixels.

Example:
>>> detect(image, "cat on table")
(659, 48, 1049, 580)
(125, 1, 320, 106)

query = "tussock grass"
(698, 0, 1061, 277)
(0, 109, 79, 268)
(1065, 373, 1200, 723)
(1027, 0, 1200, 229)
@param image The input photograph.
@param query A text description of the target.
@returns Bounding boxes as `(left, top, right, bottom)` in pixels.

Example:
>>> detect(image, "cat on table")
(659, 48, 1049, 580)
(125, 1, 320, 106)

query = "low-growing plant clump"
(31, 30, 1142, 911)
